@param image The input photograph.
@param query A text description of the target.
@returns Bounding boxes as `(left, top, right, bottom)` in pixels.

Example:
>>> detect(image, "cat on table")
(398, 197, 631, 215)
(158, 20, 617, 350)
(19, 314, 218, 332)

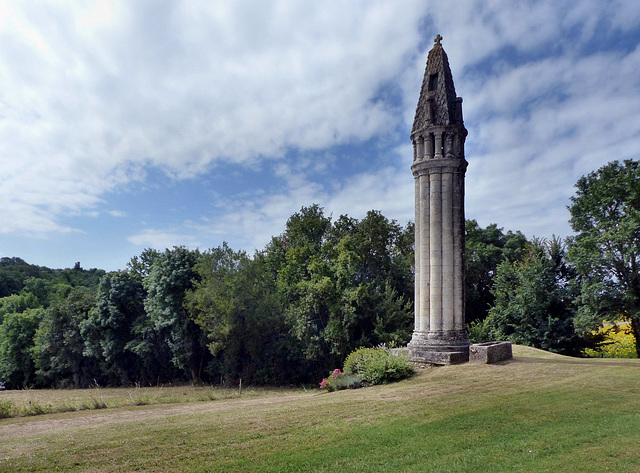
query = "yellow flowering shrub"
(583, 322, 637, 358)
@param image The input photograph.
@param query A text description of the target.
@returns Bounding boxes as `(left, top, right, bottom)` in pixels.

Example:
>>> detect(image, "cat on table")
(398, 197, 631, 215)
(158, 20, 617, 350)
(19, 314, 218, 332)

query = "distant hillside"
(0, 257, 105, 298)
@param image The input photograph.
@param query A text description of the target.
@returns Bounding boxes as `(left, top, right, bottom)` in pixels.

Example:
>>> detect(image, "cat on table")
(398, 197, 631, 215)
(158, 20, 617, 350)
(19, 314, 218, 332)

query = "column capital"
(411, 157, 468, 177)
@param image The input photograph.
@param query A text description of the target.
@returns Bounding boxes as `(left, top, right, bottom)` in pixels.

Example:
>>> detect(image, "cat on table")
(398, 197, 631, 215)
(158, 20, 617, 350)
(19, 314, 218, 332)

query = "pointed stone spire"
(412, 35, 463, 136)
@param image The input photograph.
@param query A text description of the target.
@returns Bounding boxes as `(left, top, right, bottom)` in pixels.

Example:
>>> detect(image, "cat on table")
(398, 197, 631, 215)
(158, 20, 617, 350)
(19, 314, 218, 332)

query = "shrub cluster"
(583, 323, 637, 358)
(0, 400, 12, 419)
(318, 369, 362, 392)
(342, 345, 414, 387)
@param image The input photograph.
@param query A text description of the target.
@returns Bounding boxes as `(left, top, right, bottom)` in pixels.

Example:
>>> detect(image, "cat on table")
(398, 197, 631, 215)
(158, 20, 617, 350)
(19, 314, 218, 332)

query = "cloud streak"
(1, 0, 639, 269)
(0, 0, 425, 236)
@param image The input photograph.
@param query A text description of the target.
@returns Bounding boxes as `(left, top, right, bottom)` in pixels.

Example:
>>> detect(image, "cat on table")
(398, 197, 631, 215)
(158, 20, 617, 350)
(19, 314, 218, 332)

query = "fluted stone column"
(428, 171, 442, 332)
(441, 170, 454, 332)
(414, 175, 421, 332)
(407, 35, 470, 364)
(419, 173, 430, 333)
(453, 171, 465, 332)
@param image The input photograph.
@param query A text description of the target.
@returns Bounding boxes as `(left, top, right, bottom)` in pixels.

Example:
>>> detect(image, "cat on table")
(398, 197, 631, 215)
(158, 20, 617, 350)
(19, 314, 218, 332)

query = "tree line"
(0, 207, 415, 388)
(0, 159, 638, 389)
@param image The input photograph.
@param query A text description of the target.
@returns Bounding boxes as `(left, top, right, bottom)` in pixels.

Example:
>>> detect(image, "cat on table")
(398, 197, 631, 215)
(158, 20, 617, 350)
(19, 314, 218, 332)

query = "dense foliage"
(583, 322, 637, 358)
(2, 159, 639, 388)
(0, 207, 415, 388)
(479, 238, 592, 355)
(568, 159, 640, 356)
(342, 345, 414, 387)
(188, 206, 414, 384)
(465, 220, 527, 324)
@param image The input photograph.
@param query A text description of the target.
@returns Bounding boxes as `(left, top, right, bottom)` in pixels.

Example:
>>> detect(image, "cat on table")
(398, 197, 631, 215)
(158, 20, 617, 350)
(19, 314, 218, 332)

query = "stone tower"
(408, 35, 470, 364)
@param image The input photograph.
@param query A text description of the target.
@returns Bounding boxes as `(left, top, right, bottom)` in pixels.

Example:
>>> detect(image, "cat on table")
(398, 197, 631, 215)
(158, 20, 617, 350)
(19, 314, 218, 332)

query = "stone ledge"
(410, 349, 469, 365)
(469, 341, 512, 364)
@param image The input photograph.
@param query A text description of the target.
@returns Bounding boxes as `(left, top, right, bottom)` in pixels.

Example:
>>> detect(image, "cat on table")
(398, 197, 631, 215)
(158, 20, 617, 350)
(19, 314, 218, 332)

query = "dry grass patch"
(1, 346, 639, 472)
(0, 384, 302, 419)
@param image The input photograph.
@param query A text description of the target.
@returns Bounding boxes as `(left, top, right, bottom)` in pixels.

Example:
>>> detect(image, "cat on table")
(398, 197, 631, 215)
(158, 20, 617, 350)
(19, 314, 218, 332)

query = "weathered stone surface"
(410, 348, 469, 365)
(412, 36, 461, 132)
(469, 341, 513, 364)
(408, 35, 470, 365)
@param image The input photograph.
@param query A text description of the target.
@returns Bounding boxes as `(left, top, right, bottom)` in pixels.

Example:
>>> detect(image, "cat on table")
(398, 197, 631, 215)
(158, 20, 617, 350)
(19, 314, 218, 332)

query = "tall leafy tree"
(264, 206, 414, 380)
(81, 271, 147, 385)
(122, 248, 181, 383)
(568, 159, 640, 356)
(32, 287, 100, 387)
(186, 245, 295, 384)
(0, 308, 44, 388)
(143, 247, 208, 381)
(486, 238, 586, 355)
(0, 292, 41, 323)
(21, 277, 54, 307)
(323, 210, 413, 352)
(465, 220, 527, 324)
(127, 248, 160, 279)
(271, 205, 336, 370)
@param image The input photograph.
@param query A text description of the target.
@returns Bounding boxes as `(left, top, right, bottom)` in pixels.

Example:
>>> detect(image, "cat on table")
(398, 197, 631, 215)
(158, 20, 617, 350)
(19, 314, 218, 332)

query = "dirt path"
(0, 392, 318, 441)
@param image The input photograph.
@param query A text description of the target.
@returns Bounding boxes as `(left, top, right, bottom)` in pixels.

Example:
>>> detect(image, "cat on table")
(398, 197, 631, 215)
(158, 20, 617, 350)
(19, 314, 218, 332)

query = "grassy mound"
(1, 346, 639, 472)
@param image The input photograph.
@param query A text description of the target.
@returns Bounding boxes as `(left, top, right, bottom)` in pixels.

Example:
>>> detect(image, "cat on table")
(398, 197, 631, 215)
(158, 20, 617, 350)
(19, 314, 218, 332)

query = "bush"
(467, 318, 493, 343)
(343, 345, 414, 387)
(319, 369, 362, 392)
(0, 399, 13, 418)
(583, 323, 637, 358)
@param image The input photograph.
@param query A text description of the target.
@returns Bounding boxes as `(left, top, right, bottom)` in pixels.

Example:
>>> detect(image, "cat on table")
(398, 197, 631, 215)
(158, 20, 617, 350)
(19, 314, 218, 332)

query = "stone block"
(410, 348, 469, 365)
(469, 341, 512, 364)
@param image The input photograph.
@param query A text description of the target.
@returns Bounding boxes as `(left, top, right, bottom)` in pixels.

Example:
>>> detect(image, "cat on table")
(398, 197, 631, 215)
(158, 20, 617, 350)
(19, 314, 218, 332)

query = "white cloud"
(2, 0, 640, 268)
(463, 39, 640, 239)
(0, 0, 426, 236)
(127, 228, 201, 251)
(137, 144, 415, 253)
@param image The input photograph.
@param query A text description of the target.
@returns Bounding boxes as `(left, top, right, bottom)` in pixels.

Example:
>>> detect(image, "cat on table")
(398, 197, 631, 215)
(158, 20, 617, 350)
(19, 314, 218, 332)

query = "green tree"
(0, 308, 44, 388)
(21, 277, 53, 307)
(271, 206, 336, 371)
(465, 220, 527, 324)
(0, 267, 22, 298)
(121, 248, 181, 384)
(263, 206, 414, 380)
(485, 238, 586, 355)
(143, 247, 208, 382)
(568, 159, 640, 356)
(32, 287, 100, 387)
(0, 257, 47, 297)
(186, 244, 295, 384)
(51, 267, 105, 289)
(127, 248, 160, 279)
(0, 292, 41, 324)
(81, 271, 147, 385)
(323, 210, 413, 352)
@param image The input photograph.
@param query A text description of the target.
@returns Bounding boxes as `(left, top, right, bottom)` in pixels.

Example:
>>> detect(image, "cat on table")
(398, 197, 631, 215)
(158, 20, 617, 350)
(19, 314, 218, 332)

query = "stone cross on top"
(434, 34, 443, 45)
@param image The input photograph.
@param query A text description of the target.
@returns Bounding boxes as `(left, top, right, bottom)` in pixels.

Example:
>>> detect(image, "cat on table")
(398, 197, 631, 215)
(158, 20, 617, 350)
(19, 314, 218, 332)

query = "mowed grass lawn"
(1, 345, 639, 472)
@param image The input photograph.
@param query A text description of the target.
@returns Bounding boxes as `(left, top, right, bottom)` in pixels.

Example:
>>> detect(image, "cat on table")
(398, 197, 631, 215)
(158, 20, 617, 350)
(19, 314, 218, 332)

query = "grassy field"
(0, 383, 299, 418)
(1, 345, 639, 472)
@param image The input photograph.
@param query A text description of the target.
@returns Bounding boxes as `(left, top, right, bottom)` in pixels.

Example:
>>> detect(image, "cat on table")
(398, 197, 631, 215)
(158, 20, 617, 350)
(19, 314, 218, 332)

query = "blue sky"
(1, 0, 640, 271)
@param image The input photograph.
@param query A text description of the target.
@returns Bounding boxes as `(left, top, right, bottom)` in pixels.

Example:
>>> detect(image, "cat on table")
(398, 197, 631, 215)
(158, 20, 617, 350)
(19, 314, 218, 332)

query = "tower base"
(408, 330, 470, 365)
